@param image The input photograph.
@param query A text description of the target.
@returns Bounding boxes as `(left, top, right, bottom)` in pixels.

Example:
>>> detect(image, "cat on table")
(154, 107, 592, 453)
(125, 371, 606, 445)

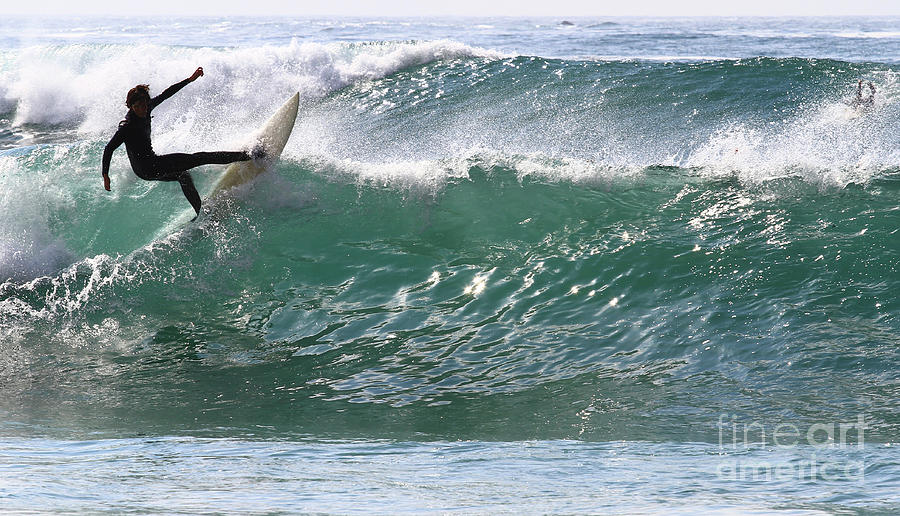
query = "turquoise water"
(1, 16, 899, 513)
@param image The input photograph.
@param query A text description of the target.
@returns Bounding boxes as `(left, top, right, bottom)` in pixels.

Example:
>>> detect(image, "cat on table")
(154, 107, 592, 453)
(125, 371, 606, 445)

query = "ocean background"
(1, 15, 899, 513)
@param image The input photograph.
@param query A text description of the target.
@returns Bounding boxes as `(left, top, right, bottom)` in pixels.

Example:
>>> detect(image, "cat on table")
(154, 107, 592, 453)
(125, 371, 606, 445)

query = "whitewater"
(0, 15, 898, 514)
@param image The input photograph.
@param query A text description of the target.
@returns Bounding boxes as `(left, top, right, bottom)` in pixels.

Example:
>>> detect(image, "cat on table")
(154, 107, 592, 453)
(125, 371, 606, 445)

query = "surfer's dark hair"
(126, 85, 151, 107)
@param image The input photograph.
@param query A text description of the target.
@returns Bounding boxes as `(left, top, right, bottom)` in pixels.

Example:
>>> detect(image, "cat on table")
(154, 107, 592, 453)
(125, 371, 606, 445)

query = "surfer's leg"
(189, 151, 251, 166)
(153, 151, 251, 178)
(177, 173, 203, 217)
(148, 153, 250, 219)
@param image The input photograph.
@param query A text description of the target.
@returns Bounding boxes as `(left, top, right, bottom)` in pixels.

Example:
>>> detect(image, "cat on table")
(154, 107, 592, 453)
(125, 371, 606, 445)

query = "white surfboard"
(207, 92, 300, 198)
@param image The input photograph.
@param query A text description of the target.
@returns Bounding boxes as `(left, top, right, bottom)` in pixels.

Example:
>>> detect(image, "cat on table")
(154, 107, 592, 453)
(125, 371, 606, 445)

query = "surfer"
(850, 79, 876, 110)
(101, 67, 252, 219)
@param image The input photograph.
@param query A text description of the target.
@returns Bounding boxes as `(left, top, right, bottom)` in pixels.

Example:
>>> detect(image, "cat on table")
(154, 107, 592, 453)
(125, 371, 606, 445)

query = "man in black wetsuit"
(101, 66, 250, 219)
(851, 79, 876, 110)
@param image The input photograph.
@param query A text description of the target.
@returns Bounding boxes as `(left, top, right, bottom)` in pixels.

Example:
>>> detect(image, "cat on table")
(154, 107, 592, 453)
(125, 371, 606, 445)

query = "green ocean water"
(1, 16, 899, 514)
(3, 156, 899, 441)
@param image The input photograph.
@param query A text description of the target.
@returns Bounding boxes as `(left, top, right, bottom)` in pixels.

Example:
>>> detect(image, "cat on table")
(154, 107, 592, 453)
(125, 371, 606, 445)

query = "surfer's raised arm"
(149, 67, 205, 110)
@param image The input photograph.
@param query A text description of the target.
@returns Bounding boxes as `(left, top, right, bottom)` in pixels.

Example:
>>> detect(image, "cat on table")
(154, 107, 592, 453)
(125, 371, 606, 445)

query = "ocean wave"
(3, 51, 900, 294)
(2, 128, 899, 442)
(3, 137, 897, 291)
(2, 145, 898, 427)
(0, 39, 503, 132)
(0, 150, 76, 283)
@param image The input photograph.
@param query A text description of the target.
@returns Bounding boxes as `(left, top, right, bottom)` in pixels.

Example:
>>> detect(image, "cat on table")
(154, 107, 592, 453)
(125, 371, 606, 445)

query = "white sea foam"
(0, 39, 501, 145)
(684, 94, 900, 186)
(294, 153, 471, 197)
(289, 149, 646, 197)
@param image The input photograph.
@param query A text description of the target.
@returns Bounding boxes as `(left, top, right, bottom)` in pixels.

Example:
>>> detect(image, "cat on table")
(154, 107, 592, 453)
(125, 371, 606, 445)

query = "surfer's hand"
(103, 174, 110, 191)
(190, 67, 204, 81)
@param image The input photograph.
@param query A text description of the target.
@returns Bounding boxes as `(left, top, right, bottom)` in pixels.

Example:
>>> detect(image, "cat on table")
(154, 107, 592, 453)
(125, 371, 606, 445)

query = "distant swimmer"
(850, 79, 876, 110)
(101, 67, 252, 219)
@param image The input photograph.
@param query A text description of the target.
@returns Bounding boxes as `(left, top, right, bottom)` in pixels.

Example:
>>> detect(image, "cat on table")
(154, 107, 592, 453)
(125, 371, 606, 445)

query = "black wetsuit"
(101, 78, 249, 215)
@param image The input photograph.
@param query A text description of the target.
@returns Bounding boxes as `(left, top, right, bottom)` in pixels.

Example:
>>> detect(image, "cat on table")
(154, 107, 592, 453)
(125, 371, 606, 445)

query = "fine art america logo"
(717, 414, 867, 482)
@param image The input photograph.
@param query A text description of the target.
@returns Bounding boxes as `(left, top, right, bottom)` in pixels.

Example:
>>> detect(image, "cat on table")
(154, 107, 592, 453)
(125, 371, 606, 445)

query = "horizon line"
(6, 13, 900, 18)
